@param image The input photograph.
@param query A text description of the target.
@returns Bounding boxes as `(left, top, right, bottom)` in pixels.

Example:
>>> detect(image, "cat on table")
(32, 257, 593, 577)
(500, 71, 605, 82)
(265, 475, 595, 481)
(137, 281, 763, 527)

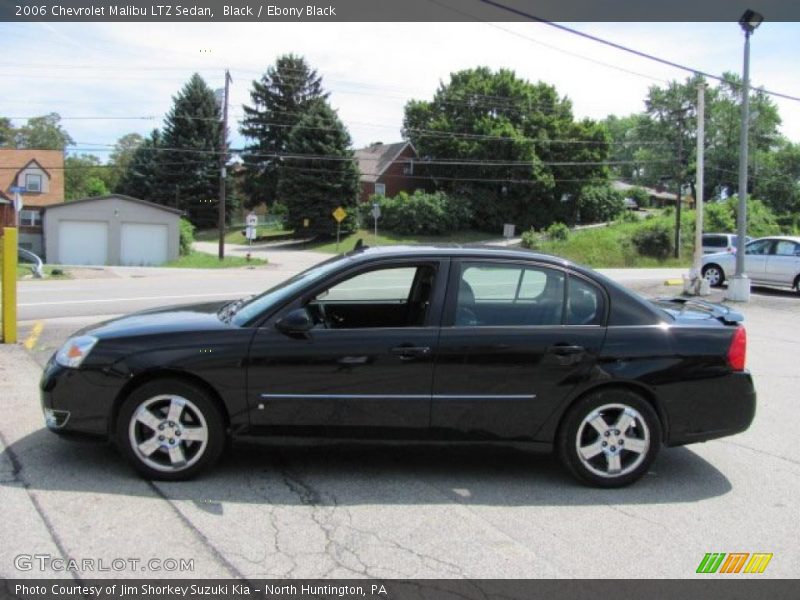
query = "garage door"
(121, 223, 168, 266)
(58, 221, 108, 265)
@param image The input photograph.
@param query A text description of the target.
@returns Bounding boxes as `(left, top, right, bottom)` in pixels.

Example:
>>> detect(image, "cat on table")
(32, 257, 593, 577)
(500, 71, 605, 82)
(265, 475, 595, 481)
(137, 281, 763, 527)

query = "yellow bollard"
(2, 227, 18, 344)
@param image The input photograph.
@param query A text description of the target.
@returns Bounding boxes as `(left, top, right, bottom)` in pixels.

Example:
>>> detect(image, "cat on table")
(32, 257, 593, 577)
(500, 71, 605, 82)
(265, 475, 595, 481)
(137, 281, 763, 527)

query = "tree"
(108, 133, 144, 191)
(0, 117, 13, 147)
(403, 67, 610, 231)
(156, 74, 223, 227)
(117, 130, 162, 201)
(240, 54, 328, 208)
(64, 154, 113, 199)
(752, 140, 800, 215)
(14, 113, 74, 149)
(277, 101, 360, 237)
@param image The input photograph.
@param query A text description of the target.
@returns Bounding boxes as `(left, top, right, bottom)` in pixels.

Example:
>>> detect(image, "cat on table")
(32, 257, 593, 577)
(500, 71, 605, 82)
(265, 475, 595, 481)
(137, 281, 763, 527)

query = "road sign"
(245, 226, 257, 241)
(332, 207, 347, 223)
(246, 212, 258, 227)
(9, 186, 24, 193)
(371, 203, 381, 220)
(503, 224, 516, 239)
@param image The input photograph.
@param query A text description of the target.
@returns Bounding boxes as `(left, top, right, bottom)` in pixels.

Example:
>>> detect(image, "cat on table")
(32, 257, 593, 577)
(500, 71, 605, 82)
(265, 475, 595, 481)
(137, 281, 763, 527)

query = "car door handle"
(548, 344, 585, 356)
(390, 345, 432, 360)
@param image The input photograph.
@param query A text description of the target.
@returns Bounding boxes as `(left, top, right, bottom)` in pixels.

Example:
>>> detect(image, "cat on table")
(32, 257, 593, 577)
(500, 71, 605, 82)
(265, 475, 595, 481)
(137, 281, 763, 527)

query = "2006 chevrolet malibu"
(41, 245, 756, 487)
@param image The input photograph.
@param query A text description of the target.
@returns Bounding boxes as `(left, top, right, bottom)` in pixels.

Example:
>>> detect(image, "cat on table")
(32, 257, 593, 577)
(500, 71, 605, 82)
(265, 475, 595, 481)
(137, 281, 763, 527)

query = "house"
(354, 141, 422, 203)
(44, 195, 182, 266)
(0, 149, 65, 255)
(612, 180, 682, 209)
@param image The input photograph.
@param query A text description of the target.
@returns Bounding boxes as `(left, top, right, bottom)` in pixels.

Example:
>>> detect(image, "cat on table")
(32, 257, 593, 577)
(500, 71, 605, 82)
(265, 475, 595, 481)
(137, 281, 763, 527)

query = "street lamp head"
(739, 9, 764, 34)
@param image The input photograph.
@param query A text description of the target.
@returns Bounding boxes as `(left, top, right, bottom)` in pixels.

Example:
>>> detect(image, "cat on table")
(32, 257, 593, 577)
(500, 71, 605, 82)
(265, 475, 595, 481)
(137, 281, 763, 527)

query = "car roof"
(345, 243, 576, 268)
(758, 235, 800, 243)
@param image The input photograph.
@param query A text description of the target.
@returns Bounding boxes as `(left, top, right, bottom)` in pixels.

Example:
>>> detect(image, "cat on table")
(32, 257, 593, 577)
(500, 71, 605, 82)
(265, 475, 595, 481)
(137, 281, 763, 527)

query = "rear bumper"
(663, 371, 756, 446)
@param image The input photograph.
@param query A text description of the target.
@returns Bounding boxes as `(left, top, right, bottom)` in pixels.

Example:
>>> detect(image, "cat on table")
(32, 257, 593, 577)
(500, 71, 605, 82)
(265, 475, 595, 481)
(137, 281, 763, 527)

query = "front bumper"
(40, 356, 123, 438)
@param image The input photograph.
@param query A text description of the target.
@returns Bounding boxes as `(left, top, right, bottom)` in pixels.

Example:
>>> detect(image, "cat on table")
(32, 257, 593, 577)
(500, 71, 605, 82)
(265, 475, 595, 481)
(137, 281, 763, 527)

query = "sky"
(1, 20, 799, 160)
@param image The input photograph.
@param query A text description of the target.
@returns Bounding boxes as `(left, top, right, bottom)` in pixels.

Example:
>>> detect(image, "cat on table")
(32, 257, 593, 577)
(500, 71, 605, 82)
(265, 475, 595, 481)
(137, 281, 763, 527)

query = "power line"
(475, 0, 800, 104)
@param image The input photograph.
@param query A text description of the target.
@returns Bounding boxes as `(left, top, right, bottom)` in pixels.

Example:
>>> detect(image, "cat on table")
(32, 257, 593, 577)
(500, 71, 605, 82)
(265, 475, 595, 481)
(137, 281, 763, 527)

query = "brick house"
(0, 149, 65, 255)
(354, 141, 423, 203)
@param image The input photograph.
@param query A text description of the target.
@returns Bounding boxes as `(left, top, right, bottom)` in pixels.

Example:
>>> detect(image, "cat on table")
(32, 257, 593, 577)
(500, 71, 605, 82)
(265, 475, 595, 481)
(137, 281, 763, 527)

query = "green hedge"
(377, 191, 472, 235)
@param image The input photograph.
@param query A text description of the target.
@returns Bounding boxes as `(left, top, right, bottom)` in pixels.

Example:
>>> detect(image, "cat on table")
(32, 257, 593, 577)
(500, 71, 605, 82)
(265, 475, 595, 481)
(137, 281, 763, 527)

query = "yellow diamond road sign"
(332, 207, 347, 223)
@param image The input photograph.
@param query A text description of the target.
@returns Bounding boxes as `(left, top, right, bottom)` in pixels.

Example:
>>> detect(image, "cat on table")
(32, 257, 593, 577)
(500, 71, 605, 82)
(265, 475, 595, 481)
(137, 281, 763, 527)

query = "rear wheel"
(702, 264, 725, 287)
(117, 378, 225, 481)
(558, 388, 661, 488)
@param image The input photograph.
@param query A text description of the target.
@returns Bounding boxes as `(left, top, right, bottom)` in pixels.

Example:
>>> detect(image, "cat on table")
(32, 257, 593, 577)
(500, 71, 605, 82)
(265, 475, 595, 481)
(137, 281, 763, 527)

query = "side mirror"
(275, 308, 314, 335)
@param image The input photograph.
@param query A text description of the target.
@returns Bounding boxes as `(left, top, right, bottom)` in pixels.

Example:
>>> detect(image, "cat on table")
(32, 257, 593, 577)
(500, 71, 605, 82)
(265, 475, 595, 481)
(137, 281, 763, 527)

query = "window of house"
(25, 174, 43, 193)
(455, 263, 565, 326)
(374, 183, 386, 196)
(19, 210, 42, 227)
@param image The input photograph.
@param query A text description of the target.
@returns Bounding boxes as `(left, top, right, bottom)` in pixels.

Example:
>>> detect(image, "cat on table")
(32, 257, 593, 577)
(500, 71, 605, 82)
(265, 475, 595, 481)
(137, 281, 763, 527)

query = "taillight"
(727, 327, 747, 371)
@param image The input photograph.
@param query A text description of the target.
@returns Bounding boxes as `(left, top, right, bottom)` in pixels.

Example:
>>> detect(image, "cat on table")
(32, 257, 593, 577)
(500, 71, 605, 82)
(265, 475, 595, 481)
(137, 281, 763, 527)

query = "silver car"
(702, 236, 800, 292)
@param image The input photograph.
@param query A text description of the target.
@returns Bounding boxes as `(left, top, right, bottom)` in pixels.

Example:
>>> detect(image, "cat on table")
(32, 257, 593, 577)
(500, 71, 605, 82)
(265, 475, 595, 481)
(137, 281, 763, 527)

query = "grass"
(17, 265, 71, 280)
(164, 251, 267, 269)
(307, 229, 495, 254)
(526, 213, 695, 268)
(194, 224, 292, 244)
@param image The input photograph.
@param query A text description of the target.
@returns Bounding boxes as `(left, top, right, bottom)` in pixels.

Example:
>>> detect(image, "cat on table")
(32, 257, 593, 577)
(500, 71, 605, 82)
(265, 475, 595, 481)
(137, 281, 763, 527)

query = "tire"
(794, 275, 800, 295)
(702, 264, 725, 287)
(116, 378, 226, 481)
(557, 388, 661, 488)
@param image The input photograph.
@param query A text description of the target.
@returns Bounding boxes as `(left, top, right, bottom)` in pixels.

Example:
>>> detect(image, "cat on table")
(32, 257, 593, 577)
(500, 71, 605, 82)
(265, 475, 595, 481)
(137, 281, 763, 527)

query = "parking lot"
(1, 266, 798, 579)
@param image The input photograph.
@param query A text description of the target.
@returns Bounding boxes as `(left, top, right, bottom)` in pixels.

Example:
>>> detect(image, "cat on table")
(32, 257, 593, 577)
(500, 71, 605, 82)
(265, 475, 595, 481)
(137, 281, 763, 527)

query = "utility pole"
(689, 82, 709, 295)
(674, 111, 685, 259)
(218, 69, 232, 261)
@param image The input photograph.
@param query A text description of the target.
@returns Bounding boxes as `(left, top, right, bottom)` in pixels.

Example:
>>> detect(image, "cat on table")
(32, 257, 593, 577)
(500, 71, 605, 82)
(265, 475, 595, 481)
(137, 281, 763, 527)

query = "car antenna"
(353, 238, 368, 252)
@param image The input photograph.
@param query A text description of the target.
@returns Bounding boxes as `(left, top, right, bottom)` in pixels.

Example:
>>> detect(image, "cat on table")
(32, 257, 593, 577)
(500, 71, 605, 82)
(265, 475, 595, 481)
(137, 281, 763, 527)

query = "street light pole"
(728, 9, 763, 302)
(218, 69, 232, 261)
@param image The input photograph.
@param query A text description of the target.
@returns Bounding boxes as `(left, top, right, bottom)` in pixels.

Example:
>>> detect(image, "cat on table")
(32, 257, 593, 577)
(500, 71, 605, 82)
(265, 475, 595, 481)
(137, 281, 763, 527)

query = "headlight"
(55, 335, 99, 368)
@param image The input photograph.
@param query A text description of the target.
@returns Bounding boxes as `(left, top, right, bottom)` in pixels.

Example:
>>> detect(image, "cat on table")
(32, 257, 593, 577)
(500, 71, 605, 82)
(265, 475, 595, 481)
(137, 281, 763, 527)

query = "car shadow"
(1, 428, 732, 507)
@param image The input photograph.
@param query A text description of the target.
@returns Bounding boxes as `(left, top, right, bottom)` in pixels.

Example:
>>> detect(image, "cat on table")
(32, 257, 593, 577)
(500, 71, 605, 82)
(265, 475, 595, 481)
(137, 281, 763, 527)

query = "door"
(765, 239, 800, 286)
(121, 223, 169, 266)
(58, 220, 108, 265)
(431, 260, 607, 441)
(744, 238, 774, 282)
(246, 260, 447, 436)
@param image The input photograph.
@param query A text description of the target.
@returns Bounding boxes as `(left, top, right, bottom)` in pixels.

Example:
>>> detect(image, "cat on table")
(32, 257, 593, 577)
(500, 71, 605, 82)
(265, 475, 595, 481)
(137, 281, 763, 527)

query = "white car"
(702, 233, 752, 255)
(701, 236, 800, 293)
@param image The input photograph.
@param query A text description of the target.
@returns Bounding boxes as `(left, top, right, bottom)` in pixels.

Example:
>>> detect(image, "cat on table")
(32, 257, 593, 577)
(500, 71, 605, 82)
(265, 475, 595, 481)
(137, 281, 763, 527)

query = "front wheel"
(117, 378, 226, 481)
(558, 389, 661, 488)
(702, 264, 725, 287)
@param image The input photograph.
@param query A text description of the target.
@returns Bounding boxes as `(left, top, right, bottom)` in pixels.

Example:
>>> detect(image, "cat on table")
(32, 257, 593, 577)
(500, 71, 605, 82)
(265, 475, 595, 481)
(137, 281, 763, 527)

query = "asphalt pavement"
(2, 251, 798, 579)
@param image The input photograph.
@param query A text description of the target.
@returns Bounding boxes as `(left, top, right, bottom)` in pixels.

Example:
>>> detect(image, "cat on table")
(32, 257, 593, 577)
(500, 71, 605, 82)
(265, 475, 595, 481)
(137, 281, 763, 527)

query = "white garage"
(58, 221, 109, 265)
(121, 223, 169, 266)
(44, 195, 182, 266)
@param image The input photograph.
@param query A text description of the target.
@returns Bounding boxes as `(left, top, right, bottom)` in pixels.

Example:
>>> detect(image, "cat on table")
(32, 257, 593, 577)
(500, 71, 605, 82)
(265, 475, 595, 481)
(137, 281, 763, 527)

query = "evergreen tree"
(277, 101, 360, 237)
(117, 130, 162, 201)
(240, 54, 327, 208)
(157, 73, 223, 228)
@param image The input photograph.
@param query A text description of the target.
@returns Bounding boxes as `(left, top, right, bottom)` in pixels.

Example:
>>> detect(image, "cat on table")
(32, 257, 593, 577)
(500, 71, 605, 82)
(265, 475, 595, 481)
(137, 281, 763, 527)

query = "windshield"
(229, 254, 350, 326)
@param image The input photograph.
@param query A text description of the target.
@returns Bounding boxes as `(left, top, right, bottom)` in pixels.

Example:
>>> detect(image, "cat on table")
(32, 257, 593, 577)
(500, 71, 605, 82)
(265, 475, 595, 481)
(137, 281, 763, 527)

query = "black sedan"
(40, 245, 756, 487)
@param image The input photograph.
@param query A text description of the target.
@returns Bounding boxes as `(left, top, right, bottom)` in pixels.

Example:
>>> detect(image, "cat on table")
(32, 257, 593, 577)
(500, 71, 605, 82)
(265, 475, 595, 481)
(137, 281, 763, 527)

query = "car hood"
(79, 300, 239, 339)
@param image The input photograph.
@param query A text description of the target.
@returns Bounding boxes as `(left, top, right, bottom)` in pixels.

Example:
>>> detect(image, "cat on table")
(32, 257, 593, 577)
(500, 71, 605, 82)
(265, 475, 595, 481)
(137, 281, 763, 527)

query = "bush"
(577, 185, 625, 223)
(520, 228, 540, 250)
(628, 186, 651, 208)
(704, 201, 735, 232)
(617, 209, 639, 223)
(545, 222, 570, 241)
(270, 201, 289, 223)
(631, 221, 673, 259)
(378, 190, 472, 235)
(179, 218, 195, 256)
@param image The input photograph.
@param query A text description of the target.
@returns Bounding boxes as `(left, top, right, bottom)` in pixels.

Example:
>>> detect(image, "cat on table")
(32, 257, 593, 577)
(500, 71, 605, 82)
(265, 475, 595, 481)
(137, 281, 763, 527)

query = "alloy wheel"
(704, 266, 722, 286)
(128, 394, 209, 473)
(574, 403, 650, 479)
